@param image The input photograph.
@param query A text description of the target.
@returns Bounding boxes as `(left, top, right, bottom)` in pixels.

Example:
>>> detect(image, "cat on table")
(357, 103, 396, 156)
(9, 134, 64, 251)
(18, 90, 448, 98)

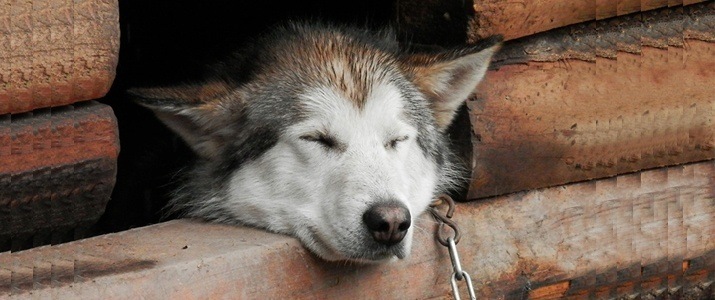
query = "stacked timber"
(1, 162, 708, 298)
(456, 1, 714, 299)
(0, 0, 120, 251)
(468, 3, 714, 199)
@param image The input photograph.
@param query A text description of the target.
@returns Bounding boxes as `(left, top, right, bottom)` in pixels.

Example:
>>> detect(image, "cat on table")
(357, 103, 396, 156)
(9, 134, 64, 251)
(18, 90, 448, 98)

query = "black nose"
(362, 201, 411, 246)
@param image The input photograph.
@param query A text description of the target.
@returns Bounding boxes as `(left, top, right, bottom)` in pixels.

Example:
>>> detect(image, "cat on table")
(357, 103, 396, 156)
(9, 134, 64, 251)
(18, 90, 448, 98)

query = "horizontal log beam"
(467, 3, 714, 199)
(1, 161, 712, 299)
(0, 101, 119, 251)
(0, 0, 120, 114)
(468, 0, 708, 41)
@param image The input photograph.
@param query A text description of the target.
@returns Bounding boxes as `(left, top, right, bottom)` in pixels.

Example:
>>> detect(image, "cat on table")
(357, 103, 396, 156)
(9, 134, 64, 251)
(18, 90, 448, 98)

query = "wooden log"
(0, 101, 119, 251)
(468, 0, 708, 42)
(0, 161, 712, 299)
(466, 4, 715, 199)
(0, 0, 120, 115)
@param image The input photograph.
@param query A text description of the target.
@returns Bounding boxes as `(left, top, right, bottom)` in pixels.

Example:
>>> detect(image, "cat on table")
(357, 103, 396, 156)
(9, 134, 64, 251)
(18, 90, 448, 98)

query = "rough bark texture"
(0, 101, 119, 251)
(0, 0, 120, 114)
(0, 161, 712, 299)
(467, 3, 714, 199)
(468, 0, 707, 42)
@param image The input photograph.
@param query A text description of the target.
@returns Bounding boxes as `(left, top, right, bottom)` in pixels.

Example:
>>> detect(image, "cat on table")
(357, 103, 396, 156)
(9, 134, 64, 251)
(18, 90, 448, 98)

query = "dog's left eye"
(386, 135, 409, 149)
(300, 133, 339, 150)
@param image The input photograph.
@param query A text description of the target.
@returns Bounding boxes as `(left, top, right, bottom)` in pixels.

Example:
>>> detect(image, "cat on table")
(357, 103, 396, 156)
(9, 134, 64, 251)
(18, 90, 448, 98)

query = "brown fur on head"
(131, 23, 501, 157)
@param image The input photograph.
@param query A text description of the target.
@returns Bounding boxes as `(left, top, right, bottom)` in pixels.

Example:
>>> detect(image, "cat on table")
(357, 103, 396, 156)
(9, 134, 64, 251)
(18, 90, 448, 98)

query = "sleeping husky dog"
(129, 21, 499, 262)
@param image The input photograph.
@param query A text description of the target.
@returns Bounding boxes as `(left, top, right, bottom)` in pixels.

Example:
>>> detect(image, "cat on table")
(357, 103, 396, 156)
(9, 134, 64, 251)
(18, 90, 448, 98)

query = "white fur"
(225, 82, 438, 261)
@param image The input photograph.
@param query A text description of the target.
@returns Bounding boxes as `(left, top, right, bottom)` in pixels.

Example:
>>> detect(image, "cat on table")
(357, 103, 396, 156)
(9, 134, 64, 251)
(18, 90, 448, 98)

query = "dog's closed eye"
(300, 133, 340, 150)
(386, 135, 409, 150)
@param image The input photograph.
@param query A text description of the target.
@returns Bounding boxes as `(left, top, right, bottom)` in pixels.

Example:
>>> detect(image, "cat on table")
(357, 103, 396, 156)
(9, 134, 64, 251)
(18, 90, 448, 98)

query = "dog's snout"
(362, 201, 411, 246)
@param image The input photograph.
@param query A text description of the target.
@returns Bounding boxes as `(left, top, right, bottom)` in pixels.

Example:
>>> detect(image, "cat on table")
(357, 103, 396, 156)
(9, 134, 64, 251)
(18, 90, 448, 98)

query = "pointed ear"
(127, 81, 241, 158)
(404, 38, 501, 130)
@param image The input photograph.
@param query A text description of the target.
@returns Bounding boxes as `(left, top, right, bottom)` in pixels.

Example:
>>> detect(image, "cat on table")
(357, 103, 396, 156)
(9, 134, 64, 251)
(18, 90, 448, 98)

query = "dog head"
(129, 22, 499, 262)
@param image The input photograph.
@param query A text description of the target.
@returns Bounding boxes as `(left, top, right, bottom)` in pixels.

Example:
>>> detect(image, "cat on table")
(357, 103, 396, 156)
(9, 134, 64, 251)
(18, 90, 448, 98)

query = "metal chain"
(429, 194, 477, 300)
(429, 195, 461, 246)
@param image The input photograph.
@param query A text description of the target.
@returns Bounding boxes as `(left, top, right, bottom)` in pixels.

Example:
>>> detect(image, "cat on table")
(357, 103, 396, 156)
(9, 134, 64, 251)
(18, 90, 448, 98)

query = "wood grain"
(466, 4, 714, 199)
(0, 101, 118, 251)
(0, 161, 712, 299)
(468, 0, 707, 41)
(0, 0, 120, 114)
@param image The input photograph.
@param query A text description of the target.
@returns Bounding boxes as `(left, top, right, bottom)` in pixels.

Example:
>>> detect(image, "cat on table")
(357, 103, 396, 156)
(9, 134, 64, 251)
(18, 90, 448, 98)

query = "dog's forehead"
(239, 26, 434, 137)
(258, 30, 403, 110)
(299, 81, 409, 127)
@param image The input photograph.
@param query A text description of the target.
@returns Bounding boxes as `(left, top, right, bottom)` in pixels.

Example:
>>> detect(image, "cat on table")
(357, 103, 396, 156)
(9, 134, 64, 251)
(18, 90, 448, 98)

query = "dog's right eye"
(300, 133, 338, 149)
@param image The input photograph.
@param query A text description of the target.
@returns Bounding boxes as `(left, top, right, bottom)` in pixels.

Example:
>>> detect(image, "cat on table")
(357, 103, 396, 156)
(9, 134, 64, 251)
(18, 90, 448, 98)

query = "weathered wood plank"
(0, 161, 712, 299)
(467, 4, 714, 199)
(468, 0, 707, 41)
(0, 0, 120, 114)
(0, 101, 119, 251)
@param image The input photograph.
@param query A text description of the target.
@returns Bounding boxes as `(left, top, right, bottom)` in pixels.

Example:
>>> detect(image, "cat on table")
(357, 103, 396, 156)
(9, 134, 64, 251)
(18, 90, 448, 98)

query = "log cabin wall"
(0, 0, 120, 252)
(0, 0, 713, 299)
(468, 4, 714, 199)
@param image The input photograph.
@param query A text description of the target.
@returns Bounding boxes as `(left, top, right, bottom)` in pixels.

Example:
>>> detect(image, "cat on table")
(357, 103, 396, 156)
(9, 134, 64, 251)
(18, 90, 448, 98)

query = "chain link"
(429, 194, 461, 246)
(429, 195, 476, 300)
